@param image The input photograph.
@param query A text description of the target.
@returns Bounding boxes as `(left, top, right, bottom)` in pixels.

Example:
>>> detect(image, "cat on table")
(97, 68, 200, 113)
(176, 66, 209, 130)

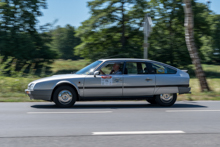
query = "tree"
(210, 14, 220, 63)
(192, 1, 218, 64)
(0, 0, 57, 65)
(148, 0, 218, 67)
(183, 0, 210, 91)
(75, 0, 148, 60)
(148, 0, 190, 67)
(50, 25, 81, 60)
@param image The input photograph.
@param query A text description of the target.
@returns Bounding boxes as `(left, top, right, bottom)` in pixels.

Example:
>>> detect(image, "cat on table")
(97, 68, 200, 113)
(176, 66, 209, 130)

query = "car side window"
(125, 62, 149, 74)
(126, 62, 137, 74)
(101, 64, 113, 74)
(100, 62, 124, 75)
(151, 63, 177, 74)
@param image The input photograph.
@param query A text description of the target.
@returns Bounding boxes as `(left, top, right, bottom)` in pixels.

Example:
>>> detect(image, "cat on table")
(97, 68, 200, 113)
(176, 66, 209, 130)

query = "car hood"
(32, 74, 86, 83)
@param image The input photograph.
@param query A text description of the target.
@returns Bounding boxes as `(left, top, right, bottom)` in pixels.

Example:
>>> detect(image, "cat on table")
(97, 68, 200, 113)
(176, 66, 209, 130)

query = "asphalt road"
(0, 101, 220, 147)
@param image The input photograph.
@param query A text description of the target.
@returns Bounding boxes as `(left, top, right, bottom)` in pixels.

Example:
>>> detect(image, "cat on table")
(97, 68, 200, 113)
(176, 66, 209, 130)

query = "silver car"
(25, 58, 190, 107)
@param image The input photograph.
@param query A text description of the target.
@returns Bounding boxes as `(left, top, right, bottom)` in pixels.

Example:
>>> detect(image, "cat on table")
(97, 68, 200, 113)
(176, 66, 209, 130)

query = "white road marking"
(92, 130, 185, 135)
(27, 111, 112, 114)
(166, 110, 220, 112)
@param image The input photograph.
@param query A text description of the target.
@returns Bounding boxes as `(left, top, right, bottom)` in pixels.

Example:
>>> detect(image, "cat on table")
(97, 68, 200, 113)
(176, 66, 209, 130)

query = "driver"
(100, 63, 122, 75)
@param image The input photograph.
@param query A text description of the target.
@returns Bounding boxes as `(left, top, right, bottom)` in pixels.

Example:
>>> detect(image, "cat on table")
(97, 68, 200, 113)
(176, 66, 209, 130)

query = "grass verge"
(178, 78, 220, 101)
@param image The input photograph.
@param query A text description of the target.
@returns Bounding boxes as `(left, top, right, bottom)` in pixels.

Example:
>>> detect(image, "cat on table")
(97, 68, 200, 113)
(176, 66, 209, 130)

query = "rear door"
(123, 61, 155, 96)
(150, 62, 179, 94)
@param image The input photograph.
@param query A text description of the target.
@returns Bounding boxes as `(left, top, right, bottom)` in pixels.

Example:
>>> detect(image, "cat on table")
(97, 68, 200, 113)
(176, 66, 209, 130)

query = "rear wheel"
(155, 93, 177, 107)
(53, 86, 76, 108)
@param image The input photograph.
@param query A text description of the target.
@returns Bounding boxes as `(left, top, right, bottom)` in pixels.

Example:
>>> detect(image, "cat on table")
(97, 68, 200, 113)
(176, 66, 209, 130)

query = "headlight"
(28, 83, 35, 90)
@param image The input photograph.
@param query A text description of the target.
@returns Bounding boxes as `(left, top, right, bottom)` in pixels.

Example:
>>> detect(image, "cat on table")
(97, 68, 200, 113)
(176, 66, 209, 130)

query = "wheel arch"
(51, 81, 80, 101)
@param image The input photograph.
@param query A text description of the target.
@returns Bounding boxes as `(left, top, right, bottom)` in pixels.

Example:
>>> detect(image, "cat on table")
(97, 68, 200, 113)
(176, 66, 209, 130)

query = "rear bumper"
(25, 89, 52, 101)
(178, 87, 191, 94)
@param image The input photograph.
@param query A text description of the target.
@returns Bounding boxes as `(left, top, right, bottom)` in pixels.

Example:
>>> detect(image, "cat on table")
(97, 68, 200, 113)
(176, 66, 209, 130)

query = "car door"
(83, 61, 124, 97)
(150, 62, 179, 94)
(123, 61, 155, 96)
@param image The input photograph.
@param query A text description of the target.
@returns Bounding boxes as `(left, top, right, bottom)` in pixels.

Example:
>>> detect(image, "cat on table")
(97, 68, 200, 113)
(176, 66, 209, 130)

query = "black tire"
(155, 93, 177, 107)
(53, 86, 77, 108)
(147, 99, 157, 104)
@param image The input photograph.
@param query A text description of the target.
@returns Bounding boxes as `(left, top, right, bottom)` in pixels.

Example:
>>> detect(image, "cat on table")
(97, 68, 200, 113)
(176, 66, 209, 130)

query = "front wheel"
(53, 86, 77, 108)
(155, 93, 177, 107)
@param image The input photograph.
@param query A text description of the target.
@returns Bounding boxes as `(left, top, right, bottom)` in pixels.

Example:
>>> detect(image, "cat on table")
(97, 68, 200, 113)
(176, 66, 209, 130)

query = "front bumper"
(25, 89, 34, 99)
(25, 89, 52, 101)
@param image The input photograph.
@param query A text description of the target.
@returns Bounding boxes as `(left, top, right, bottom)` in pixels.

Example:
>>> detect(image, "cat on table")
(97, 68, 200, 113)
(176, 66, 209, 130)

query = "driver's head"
(113, 63, 120, 71)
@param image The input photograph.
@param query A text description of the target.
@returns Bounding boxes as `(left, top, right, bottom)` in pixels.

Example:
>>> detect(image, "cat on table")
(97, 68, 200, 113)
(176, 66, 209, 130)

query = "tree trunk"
(183, 0, 210, 91)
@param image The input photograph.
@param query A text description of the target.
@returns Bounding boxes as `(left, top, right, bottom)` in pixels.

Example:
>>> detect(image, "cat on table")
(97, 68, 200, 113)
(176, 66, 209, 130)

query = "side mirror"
(94, 71, 100, 77)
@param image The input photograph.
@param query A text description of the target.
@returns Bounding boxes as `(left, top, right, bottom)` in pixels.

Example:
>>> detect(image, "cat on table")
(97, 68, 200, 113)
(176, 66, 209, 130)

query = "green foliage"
(193, 2, 215, 63)
(0, 0, 46, 32)
(0, 56, 13, 76)
(50, 59, 90, 75)
(210, 14, 220, 63)
(75, 0, 148, 61)
(76, 0, 219, 66)
(0, 0, 57, 71)
(148, 0, 188, 67)
(148, 0, 219, 67)
(50, 25, 81, 60)
(0, 0, 219, 78)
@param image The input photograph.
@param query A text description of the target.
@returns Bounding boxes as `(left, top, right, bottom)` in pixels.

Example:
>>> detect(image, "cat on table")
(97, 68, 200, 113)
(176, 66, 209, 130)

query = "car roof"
(98, 58, 177, 70)
(98, 58, 151, 62)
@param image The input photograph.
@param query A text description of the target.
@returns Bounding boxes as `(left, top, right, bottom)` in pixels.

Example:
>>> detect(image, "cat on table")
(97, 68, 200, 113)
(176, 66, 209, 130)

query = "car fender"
(53, 80, 80, 95)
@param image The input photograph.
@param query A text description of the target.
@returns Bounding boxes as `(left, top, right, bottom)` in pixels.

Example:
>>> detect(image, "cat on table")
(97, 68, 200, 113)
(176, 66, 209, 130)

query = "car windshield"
(75, 61, 102, 75)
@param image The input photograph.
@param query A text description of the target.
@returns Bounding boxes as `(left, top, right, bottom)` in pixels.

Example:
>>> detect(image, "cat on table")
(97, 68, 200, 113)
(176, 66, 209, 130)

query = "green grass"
(178, 78, 220, 101)
(186, 64, 220, 78)
(0, 59, 219, 102)
(50, 59, 90, 75)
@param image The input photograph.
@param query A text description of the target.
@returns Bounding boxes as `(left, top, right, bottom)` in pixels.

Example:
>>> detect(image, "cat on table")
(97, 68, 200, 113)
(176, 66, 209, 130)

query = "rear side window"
(125, 62, 149, 74)
(151, 63, 177, 74)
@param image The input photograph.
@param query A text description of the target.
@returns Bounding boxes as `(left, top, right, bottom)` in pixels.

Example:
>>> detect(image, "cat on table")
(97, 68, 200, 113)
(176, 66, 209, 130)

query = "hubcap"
(160, 94, 173, 103)
(58, 90, 72, 105)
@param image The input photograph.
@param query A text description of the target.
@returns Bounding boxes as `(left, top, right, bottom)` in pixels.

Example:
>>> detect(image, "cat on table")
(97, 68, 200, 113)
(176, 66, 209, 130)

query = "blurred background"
(0, 0, 219, 101)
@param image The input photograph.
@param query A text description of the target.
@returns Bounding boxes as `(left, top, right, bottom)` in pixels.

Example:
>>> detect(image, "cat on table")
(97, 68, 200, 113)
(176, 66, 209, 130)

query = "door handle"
(145, 78, 152, 81)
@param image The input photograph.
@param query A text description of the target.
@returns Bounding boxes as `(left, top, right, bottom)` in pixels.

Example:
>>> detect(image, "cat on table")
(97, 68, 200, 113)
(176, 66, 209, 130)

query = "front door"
(123, 62, 155, 96)
(83, 61, 124, 97)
